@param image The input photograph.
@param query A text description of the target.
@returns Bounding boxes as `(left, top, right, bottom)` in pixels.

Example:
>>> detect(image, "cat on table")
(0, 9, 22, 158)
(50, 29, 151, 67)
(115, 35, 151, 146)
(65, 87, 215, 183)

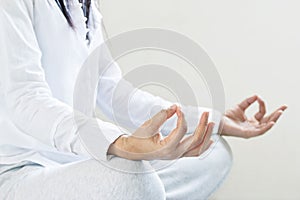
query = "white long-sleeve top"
(0, 0, 222, 170)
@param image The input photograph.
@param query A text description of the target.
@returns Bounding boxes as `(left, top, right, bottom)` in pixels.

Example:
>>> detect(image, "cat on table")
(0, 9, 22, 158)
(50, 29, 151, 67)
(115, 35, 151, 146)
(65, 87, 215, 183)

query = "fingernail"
(178, 110, 182, 117)
(177, 108, 182, 117)
(170, 105, 177, 110)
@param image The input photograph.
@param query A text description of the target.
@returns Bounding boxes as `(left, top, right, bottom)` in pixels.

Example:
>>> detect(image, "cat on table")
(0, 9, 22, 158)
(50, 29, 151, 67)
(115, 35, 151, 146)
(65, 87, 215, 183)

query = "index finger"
(238, 95, 258, 111)
(255, 96, 267, 121)
(162, 108, 187, 146)
(141, 104, 177, 132)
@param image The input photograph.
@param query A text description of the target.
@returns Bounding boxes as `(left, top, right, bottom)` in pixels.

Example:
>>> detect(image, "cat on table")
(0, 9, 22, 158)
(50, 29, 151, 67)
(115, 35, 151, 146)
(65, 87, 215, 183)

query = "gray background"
(98, 0, 300, 199)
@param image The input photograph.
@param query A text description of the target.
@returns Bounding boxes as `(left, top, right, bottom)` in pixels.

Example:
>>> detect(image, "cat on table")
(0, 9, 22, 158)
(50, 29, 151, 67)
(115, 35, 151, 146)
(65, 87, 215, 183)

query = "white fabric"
(0, 0, 120, 166)
(0, 159, 165, 200)
(152, 135, 232, 200)
(0, 135, 232, 200)
(0, 1, 233, 199)
(0, 0, 223, 168)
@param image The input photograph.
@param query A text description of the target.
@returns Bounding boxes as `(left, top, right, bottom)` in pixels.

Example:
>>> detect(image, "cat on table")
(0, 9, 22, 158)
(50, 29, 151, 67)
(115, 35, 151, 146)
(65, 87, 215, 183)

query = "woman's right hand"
(108, 105, 215, 160)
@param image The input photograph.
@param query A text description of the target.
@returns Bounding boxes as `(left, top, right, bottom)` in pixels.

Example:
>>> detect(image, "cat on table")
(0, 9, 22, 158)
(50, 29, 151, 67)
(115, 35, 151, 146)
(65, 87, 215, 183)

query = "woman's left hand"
(220, 95, 287, 139)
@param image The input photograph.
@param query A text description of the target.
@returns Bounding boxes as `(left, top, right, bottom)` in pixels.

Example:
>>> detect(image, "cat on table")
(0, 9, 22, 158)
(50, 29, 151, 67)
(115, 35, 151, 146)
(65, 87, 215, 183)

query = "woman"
(0, 0, 287, 199)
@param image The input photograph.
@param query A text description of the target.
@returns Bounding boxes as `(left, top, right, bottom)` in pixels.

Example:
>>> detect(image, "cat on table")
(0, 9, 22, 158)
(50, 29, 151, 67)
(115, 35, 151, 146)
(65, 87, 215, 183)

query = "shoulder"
(0, 0, 35, 18)
(0, 0, 55, 23)
(0, 0, 34, 9)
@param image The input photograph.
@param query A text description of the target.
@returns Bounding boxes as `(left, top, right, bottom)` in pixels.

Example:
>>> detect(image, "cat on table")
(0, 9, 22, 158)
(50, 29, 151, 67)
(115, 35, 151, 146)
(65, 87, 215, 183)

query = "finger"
(197, 121, 214, 149)
(179, 113, 210, 152)
(238, 95, 258, 111)
(254, 96, 266, 121)
(199, 122, 214, 151)
(193, 112, 209, 143)
(163, 108, 187, 146)
(276, 104, 288, 112)
(271, 105, 288, 114)
(182, 139, 213, 157)
(181, 121, 214, 156)
(142, 104, 177, 132)
(268, 110, 284, 123)
(280, 105, 288, 111)
(272, 105, 288, 116)
(261, 105, 288, 123)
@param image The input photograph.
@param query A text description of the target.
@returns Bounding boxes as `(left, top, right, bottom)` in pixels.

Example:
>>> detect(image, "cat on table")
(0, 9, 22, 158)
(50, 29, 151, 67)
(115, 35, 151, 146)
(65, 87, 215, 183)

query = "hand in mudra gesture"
(221, 95, 287, 138)
(109, 105, 214, 160)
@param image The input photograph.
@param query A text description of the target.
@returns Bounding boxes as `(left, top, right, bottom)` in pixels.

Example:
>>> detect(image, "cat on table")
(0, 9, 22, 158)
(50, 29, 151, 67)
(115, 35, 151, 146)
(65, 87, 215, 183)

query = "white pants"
(0, 136, 232, 200)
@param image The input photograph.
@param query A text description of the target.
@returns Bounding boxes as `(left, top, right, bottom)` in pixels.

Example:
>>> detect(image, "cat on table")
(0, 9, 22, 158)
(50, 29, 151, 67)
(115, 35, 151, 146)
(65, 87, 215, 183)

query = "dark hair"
(58, 0, 91, 28)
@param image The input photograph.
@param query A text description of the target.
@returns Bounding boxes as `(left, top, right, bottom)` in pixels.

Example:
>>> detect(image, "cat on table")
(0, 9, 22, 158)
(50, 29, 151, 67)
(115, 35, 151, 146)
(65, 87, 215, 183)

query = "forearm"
(97, 76, 223, 135)
(217, 115, 239, 137)
(218, 116, 227, 135)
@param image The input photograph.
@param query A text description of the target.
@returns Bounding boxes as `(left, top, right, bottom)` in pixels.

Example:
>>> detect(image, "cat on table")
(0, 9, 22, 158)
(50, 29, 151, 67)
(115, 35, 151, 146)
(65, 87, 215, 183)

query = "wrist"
(107, 135, 129, 157)
(108, 135, 145, 160)
(218, 116, 228, 136)
(218, 116, 224, 134)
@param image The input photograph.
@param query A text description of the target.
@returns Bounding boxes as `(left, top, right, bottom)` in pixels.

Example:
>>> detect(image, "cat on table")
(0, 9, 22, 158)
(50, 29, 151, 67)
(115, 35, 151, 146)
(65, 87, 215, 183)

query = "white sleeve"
(95, 41, 222, 136)
(0, 0, 124, 161)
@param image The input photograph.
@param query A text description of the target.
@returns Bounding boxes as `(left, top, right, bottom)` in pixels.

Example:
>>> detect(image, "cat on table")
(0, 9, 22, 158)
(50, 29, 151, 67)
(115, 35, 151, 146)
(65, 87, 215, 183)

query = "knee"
(130, 171, 166, 200)
(198, 135, 233, 176)
(90, 158, 166, 200)
(179, 135, 233, 179)
(208, 135, 233, 172)
(110, 158, 166, 200)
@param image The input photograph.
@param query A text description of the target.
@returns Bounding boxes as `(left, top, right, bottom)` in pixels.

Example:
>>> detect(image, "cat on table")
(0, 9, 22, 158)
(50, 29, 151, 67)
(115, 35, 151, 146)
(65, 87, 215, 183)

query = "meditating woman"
(0, 0, 287, 199)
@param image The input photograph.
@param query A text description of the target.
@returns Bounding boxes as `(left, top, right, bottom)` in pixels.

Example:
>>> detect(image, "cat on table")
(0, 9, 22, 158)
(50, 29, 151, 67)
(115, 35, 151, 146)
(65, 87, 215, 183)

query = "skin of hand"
(108, 105, 215, 160)
(220, 95, 288, 139)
